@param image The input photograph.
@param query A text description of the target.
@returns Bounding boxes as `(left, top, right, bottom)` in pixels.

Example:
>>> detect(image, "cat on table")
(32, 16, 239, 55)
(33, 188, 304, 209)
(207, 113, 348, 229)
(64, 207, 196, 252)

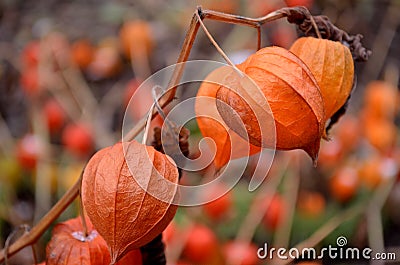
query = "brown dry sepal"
(81, 140, 179, 264)
(216, 46, 325, 162)
(279, 6, 371, 62)
(195, 66, 261, 170)
(290, 37, 354, 120)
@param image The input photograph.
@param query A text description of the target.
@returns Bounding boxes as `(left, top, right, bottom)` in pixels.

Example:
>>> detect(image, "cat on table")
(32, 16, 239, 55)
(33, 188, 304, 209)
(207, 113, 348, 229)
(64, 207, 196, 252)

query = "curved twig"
(196, 11, 242, 75)
(4, 224, 32, 265)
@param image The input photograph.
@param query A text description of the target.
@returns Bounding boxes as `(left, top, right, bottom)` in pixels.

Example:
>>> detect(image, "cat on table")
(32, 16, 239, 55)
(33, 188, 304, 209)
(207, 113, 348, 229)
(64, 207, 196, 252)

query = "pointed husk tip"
(304, 139, 321, 167)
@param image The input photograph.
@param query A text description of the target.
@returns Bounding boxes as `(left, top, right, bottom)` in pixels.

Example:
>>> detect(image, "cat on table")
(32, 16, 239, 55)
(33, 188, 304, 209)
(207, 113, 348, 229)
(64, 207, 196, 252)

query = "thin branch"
(256, 25, 262, 50)
(47, 33, 98, 118)
(122, 10, 201, 141)
(142, 104, 155, 145)
(196, 11, 241, 74)
(201, 8, 281, 27)
(78, 177, 88, 238)
(61, 68, 98, 121)
(31, 245, 37, 265)
(308, 13, 322, 39)
(41, 70, 82, 123)
(39, 39, 82, 122)
(3, 224, 31, 265)
(151, 86, 178, 136)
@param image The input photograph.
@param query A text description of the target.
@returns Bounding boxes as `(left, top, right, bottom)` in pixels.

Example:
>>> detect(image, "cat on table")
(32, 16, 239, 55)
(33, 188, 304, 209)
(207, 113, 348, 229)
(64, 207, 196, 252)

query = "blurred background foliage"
(0, 0, 399, 264)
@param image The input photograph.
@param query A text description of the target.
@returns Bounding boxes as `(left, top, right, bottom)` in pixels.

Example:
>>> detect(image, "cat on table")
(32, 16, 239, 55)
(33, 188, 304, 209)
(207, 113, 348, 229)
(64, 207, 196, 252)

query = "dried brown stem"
(49, 34, 97, 115)
(142, 103, 156, 145)
(78, 177, 89, 238)
(196, 12, 240, 73)
(308, 13, 322, 39)
(281, 6, 371, 61)
(123, 11, 200, 141)
(256, 26, 262, 50)
(3, 224, 31, 265)
(61, 68, 98, 120)
(31, 245, 37, 265)
(125, 5, 371, 141)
